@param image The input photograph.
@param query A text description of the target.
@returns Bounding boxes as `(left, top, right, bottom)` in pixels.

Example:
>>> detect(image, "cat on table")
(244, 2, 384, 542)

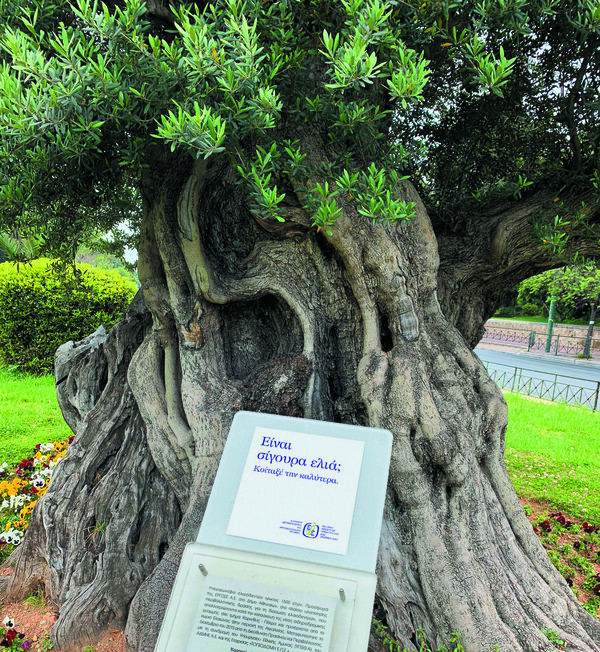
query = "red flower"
(539, 520, 552, 532)
(3, 628, 17, 643)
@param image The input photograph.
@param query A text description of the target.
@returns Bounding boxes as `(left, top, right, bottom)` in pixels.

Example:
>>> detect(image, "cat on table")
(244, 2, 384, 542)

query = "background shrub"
(519, 302, 541, 316)
(495, 305, 516, 318)
(0, 259, 137, 374)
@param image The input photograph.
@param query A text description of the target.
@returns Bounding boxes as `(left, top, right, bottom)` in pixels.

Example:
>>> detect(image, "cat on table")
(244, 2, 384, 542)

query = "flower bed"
(524, 502, 600, 618)
(0, 438, 73, 562)
(0, 441, 597, 652)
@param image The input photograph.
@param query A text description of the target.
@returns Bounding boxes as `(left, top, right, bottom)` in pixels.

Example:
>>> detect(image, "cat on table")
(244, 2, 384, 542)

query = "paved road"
(475, 346, 600, 409)
(475, 347, 600, 381)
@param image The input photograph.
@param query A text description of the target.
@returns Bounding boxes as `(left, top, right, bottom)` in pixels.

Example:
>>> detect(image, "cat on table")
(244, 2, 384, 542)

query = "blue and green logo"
(303, 522, 319, 538)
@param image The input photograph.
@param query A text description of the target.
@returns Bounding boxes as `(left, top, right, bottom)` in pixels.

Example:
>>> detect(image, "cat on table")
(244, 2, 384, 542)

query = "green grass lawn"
(490, 316, 591, 326)
(0, 366, 72, 466)
(1, 366, 599, 528)
(490, 316, 548, 324)
(505, 392, 600, 523)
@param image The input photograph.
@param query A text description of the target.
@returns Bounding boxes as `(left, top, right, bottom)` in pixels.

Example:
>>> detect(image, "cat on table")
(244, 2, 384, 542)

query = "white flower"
(0, 529, 24, 546)
(2, 616, 14, 627)
(9, 495, 26, 510)
(1, 500, 8, 509)
(40, 443, 55, 454)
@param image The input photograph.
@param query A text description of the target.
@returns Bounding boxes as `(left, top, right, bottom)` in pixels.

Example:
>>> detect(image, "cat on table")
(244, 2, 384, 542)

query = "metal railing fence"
(482, 327, 531, 346)
(482, 326, 599, 358)
(483, 361, 600, 411)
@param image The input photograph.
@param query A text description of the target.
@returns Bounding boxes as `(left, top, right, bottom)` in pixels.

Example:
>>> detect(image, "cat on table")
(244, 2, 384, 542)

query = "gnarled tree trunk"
(1, 142, 599, 652)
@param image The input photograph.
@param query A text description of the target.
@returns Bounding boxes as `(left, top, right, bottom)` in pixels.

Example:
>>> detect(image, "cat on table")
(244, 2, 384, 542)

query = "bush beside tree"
(0, 259, 137, 374)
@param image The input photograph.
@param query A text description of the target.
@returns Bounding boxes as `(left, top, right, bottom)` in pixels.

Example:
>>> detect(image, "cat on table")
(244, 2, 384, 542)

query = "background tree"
(517, 271, 558, 316)
(0, 231, 43, 265)
(1, 1, 600, 651)
(517, 264, 600, 323)
(558, 264, 600, 357)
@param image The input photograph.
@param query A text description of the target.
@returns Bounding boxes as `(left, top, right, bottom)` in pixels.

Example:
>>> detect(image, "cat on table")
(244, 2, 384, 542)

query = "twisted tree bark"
(1, 142, 599, 652)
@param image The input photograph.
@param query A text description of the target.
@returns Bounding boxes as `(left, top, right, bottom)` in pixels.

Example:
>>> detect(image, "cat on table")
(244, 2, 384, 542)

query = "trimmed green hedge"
(0, 258, 137, 374)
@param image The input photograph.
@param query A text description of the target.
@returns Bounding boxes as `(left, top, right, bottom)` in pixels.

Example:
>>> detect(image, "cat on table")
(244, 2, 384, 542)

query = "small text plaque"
(227, 427, 364, 555)
(186, 575, 336, 652)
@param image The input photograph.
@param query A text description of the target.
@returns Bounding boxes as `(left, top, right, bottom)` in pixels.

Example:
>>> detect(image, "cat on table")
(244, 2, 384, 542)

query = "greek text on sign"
(186, 575, 336, 652)
(227, 428, 364, 555)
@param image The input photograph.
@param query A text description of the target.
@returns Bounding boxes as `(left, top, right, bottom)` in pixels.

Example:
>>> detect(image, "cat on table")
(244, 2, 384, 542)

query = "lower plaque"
(186, 575, 336, 652)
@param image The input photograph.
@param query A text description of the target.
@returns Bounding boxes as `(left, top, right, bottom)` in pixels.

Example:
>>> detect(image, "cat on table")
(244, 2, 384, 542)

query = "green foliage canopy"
(517, 263, 600, 318)
(0, 259, 138, 373)
(558, 264, 600, 314)
(0, 0, 599, 245)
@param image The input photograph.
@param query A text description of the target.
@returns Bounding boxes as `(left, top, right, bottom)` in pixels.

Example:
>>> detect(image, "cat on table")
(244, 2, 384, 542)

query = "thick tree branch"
(435, 184, 600, 345)
(563, 42, 594, 172)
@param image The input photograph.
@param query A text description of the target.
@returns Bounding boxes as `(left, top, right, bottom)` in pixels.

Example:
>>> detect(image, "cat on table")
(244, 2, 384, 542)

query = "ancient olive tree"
(1, 0, 600, 650)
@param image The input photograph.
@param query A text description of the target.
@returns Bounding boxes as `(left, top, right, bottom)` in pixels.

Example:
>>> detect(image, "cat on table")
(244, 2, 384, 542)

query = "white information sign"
(227, 427, 365, 555)
(185, 575, 336, 652)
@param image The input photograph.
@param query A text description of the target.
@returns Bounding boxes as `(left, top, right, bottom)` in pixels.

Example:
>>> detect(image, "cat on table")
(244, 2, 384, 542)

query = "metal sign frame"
(155, 412, 393, 652)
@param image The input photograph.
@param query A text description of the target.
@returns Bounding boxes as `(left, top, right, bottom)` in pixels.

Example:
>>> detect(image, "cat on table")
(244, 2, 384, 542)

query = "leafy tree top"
(0, 0, 599, 253)
(519, 263, 600, 315)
